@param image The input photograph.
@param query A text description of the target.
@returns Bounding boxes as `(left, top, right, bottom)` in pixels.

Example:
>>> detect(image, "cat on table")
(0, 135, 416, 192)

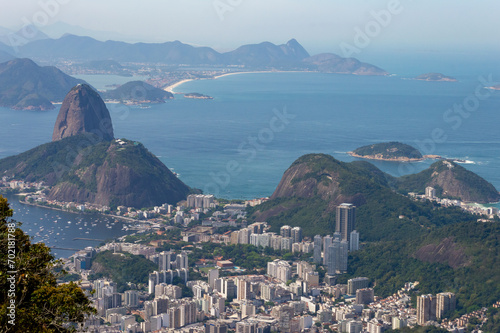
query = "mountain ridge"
(0, 58, 86, 110)
(249, 154, 496, 238)
(14, 35, 387, 74)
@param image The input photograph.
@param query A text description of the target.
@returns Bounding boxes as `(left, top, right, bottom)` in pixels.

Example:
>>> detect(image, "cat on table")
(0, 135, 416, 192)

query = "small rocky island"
(349, 142, 441, 161)
(414, 73, 457, 82)
(184, 92, 213, 100)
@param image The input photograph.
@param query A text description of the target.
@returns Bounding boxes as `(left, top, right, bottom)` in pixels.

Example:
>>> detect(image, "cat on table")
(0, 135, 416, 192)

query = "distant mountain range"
(0, 58, 85, 110)
(1, 34, 387, 74)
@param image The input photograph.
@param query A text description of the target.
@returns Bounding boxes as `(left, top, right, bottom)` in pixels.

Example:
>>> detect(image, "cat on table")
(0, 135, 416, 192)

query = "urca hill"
(0, 84, 190, 208)
(248, 154, 500, 238)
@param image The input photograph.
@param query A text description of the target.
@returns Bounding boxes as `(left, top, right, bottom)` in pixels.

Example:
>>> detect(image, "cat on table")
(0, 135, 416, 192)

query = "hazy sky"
(1, 0, 499, 56)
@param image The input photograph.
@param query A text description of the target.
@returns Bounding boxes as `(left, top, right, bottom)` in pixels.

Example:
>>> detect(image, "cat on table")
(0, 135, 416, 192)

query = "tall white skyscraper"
(327, 239, 348, 275)
(336, 203, 356, 244)
(291, 226, 303, 243)
(313, 235, 322, 263)
(323, 235, 333, 266)
(176, 251, 188, 270)
(349, 230, 359, 252)
(159, 251, 172, 271)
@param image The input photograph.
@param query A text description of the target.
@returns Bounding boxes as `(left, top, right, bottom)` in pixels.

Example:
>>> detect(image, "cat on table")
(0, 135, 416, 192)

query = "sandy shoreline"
(164, 79, 195, 93)
(163, 70, 309, 93)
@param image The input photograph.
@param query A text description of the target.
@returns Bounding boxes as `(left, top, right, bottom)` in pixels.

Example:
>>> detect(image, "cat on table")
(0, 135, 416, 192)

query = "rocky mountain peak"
(52, 84, 114, 142)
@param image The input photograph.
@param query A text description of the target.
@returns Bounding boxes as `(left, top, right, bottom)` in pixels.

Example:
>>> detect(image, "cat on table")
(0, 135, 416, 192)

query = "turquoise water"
(1, 70, 500, 257)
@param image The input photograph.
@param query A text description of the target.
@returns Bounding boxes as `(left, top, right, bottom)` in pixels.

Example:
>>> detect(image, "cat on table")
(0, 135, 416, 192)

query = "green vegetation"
(352, 142, 423, 160)
(247, 153, 500, 316)
(0, 58, 85, 110)
(341, 221, 500, 315)
(248, 154, 474, 240)
(89, 251, 157, 292)
(414, 73, 457, 82)
(102, 81, 173, 102)
(484, 307, 500, 333)
(397, 160, 500, 203)
(0, 196, 95, 332)
(0, 135, 191, 208)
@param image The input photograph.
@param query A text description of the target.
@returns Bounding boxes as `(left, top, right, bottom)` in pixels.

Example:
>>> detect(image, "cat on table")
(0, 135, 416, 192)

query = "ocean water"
(1, 70, 500, 257)
(3, 194, 133, 258)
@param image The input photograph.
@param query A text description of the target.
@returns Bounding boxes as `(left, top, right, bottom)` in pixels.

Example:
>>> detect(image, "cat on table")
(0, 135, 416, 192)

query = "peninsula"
(348, 142, 441, 162)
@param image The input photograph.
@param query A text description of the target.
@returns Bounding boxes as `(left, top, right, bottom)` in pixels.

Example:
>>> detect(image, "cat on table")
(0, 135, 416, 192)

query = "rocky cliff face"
(413, 237, 470, 269)
(52, 84, 114, 141)
(47, 139, 190, 208)
(0, 84, 190, 208)
(398, 160, 500, 203)
(270, 154, 367, 207)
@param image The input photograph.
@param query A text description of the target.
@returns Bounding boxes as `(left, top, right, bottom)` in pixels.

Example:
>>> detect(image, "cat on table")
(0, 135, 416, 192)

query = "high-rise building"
(349, 230, 359, 252)
(176, 251, 188, 270)
(436, 292, 456, 319)
(267, 259, 292, 283)
(124, 290, 139, 308)
(291, 226, 303, 243)
(417, 294, 436, 325)
(205, 322, 228, 333)
(355, 288, 375, 305)
(313, 235, 322, 263)
(159, 251, 172, 271)
(236, 277, 250, 301)
(280, 225, 292, 238)
(425, 187, 436, 199)
(347, 277, 370, 295)
(221, 278, 236, 300)
(336, 203, 356, 243)
(328, 239, 349, 275)
(208, 268, 219, 289)
(323, 235, 333, 266)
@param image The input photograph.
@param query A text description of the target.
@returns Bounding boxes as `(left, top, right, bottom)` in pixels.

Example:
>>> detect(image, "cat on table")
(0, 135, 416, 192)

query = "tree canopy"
(0, 195, 95, 332)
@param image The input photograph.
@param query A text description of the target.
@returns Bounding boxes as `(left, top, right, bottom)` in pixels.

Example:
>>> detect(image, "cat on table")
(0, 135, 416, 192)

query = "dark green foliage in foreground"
(353, 141, 423, 159)
(89, 251, 157, 292)
(0, 196, 95, 332)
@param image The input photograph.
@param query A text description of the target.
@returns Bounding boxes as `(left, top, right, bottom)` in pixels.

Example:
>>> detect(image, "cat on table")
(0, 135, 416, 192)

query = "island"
(414, 73, 457, 82)
(348, 142, 441, 161)
(184, 92, 213, 100)
(102, 81, 173, 104)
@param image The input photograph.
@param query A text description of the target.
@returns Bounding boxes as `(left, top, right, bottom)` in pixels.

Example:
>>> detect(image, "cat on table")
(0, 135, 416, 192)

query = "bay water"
(1, 70, 499, 257)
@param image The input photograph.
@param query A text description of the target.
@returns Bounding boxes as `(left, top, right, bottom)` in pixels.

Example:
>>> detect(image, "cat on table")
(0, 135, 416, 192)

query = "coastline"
(348, 151, 441, 162)
(164, 79, 194, 93)
(163, 70, 311, 93)
(15, 197, 140, 224)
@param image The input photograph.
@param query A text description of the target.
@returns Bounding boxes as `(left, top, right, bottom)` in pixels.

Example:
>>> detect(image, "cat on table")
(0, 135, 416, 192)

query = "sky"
(0, 0, 499, 58)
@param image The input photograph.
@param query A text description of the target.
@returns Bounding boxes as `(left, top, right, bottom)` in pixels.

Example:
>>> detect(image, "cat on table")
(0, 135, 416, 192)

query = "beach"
(164, 79, 194, 93)
(163, 70, 294, 93)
